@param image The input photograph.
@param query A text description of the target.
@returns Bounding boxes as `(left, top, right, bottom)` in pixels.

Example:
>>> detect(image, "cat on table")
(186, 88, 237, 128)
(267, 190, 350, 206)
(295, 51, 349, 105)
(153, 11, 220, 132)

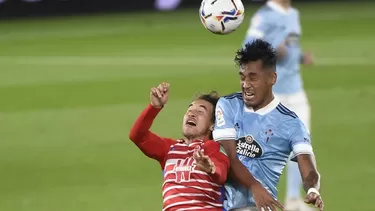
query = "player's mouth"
(243, 91, 255, 101)
(185, 118, 197, 127)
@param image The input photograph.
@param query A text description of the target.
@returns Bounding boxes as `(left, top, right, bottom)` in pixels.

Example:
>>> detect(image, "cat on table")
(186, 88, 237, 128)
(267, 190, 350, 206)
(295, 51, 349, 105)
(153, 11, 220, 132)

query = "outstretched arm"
(129, 104, 174, 164)
(129, 83, 174, 167)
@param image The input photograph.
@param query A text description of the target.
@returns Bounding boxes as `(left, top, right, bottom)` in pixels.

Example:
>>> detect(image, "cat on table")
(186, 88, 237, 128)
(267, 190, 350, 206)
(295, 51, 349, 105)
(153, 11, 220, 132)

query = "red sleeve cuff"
(146, 104, 163, 116)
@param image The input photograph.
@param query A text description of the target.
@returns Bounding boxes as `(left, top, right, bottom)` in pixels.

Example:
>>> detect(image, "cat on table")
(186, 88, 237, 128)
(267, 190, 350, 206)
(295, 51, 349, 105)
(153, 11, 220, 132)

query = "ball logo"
(236, 135, 263, 158)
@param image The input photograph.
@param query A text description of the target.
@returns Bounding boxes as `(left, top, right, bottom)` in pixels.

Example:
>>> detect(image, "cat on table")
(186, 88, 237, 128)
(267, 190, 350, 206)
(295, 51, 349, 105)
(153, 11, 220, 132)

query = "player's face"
(239, 60, 276, 109)
(182, 99, 214, 140)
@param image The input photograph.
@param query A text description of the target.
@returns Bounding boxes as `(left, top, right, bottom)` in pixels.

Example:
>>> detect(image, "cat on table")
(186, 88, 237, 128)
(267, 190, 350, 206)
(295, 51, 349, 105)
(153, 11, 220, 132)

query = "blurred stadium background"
(0, 0, 374, 210)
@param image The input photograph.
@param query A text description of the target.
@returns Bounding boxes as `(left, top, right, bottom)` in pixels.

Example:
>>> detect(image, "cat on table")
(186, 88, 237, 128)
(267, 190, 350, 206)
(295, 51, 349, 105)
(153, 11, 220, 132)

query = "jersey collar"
(244, 96, 280, 115)
(267, 1, 290, 14)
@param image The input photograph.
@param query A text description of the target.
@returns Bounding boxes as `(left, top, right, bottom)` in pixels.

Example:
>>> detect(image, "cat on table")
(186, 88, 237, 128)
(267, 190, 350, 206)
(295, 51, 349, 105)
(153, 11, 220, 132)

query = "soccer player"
(213, 40, 323, 211)
(129, 82, 230, 211)
(243, 1, 314, 210)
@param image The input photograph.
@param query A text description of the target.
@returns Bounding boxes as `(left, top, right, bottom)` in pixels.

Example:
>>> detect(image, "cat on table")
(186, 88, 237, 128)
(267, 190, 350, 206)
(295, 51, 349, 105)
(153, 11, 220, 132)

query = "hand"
(302, 52, 314, 65)
(150, 82, 170, 108)
(193, 149, 216, 174)
(252, 181, 284, 211)
(304, 192, 324, 211)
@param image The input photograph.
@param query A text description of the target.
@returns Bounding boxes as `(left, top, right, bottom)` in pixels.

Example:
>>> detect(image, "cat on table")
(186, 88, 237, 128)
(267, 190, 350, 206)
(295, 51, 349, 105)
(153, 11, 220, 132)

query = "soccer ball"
(199, 0, 245, 35)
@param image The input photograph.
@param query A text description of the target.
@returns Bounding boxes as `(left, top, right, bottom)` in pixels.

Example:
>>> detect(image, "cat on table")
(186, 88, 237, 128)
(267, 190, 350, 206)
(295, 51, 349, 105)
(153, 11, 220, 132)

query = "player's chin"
(182, 127, 197, 137)
(243, 98, 258, 108)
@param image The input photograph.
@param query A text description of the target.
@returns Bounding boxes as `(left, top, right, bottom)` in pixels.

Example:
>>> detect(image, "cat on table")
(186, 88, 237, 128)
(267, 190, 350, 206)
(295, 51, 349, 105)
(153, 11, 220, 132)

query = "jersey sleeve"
(289, 119, 314, 162)
(212, 97, 236, 141)
(204, 141, 230, 185)
(129, 104, 175, 168)
(243, 12, 286, 49)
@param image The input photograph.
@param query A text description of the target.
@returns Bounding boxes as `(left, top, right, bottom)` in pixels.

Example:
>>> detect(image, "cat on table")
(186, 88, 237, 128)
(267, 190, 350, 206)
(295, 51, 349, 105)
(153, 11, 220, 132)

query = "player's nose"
(188, 111, 196, 117)
(242, 81, 252, 89)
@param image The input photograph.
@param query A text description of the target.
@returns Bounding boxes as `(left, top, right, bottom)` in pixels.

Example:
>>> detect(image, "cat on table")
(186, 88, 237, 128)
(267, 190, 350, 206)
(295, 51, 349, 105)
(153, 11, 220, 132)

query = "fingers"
(161, 82, 170, 92)
(257, 200, 284, 211)
(272, 198, 284, 210)
(151, 82, 170, 97)
(158, 82, 170, 93)
(197, 149, 204, 158)
(314, 197, 324, 211)
(151, 87, 162, 98)
(304, 193, 324, 211)
(193, 150, 201, 160)
(304, 192, 317, 204)
(266, 204, 276, 211)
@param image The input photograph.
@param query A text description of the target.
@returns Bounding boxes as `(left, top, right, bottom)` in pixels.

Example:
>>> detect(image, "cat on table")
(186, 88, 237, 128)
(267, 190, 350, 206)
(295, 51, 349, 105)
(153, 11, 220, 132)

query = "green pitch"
(0, 2, 374, 211)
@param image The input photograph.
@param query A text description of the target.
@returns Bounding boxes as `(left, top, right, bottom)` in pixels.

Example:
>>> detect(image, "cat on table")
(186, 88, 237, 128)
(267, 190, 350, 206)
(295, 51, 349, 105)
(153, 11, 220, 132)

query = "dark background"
(0, 0, 369, 19)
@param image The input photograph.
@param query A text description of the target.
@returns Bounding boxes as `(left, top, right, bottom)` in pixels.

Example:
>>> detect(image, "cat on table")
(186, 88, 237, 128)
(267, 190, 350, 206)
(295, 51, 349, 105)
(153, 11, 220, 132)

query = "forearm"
(297, 154, 321, 192)
(210, 155, 229, 185)
(230, 158, 259, 190)
(302, 170, 321, 192)
(129, 104, 161, 143)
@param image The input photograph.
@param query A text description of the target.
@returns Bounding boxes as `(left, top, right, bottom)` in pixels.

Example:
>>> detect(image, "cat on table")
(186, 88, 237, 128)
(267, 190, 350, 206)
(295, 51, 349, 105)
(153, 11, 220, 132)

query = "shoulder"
(258, 4, 275, 15)
(274, 103, 298, 119)
(271, 103, 304, 134)
(223, 92, 242, 100)
(290, 7, 300, 15)
(203, 140, 220, 149)
(252, 6, 276, 23)
(203, 140, 220, 154)
(217, 92, 243, 115)
(219, 92, 243, 107)
(204, 140, 227, 156)
(283, 116, 310, 141)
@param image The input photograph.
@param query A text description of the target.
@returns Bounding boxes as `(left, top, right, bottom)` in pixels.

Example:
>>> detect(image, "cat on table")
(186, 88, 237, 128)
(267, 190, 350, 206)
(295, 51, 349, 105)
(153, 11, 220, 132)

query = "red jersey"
(129, 104, 230, 211)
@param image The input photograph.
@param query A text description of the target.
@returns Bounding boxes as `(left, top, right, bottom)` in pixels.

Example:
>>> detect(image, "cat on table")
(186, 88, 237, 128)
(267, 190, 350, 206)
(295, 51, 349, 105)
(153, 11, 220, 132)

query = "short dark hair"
(234, 39, 277, 70)
(194, 91, 220, 124)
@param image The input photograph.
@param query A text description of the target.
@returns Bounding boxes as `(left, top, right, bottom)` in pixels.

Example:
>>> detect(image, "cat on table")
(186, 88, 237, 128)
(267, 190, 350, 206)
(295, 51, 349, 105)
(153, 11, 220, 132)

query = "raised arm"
(289, 120, 323, 211)
(213, 97, 284, 211)
(128, 83, 175, 167)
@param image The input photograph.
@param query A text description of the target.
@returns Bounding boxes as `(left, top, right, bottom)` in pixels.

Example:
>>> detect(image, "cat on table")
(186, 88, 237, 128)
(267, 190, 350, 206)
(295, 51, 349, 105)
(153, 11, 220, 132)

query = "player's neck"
(271, 0, 290, 9)
(183, 135, 209, 144)
(252, 93, 275, 112)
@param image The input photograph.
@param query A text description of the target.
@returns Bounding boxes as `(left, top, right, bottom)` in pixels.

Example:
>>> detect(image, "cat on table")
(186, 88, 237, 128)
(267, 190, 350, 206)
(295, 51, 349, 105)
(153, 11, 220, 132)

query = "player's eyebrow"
(199, 105, 207, 110)
(188, 104, 207, 111)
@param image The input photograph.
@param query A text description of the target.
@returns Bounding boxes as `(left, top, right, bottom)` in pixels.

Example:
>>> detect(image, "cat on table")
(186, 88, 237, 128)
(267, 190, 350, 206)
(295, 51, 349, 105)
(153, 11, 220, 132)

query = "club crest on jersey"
(236, 135, 263, 158)
(173, 157, 195, 183)
(215, 107, 225, 127)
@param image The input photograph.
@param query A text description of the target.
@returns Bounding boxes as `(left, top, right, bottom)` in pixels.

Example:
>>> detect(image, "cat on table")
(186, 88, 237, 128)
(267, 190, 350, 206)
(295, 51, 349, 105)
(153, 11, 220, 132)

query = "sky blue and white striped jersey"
(213, 93, 314, 210)
(243, 1, 303, 94)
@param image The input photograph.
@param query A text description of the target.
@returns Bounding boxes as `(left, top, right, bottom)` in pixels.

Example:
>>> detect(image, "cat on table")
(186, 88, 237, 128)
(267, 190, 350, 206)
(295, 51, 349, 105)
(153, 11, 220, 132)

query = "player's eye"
(250, 76, 257, 81)
(197, 110, 205, 114)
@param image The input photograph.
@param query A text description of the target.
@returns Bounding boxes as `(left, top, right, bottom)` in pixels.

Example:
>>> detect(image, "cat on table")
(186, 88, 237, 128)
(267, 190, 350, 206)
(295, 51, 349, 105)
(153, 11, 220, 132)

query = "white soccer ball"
(199, 0, 245, 35)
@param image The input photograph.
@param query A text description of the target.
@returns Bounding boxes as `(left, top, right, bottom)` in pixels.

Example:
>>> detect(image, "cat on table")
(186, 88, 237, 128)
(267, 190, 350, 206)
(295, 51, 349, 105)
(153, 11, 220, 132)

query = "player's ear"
(209, 124, 214, 131)
(270, 71, 277, 85)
